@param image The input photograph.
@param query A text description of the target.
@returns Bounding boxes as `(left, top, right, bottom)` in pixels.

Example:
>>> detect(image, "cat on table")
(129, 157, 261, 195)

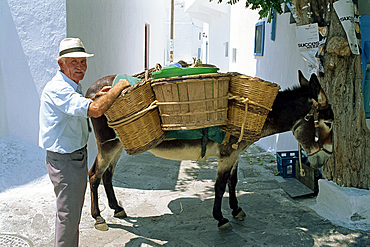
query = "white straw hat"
(55, 37, 94, 60)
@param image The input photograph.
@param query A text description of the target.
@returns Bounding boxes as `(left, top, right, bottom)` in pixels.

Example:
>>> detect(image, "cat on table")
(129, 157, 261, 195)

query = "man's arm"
(88, 79, 130, 118)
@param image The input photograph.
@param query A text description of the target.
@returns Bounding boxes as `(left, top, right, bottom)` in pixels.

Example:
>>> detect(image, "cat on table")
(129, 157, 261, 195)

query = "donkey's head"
(292, 71, 333, 168)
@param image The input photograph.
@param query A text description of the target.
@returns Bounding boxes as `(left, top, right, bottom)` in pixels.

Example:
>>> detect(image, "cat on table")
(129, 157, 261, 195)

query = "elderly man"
(39, 37, 129, 247)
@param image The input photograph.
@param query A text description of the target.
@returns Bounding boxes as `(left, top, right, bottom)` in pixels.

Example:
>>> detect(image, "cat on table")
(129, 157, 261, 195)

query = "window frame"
(254, 21, 265, 56)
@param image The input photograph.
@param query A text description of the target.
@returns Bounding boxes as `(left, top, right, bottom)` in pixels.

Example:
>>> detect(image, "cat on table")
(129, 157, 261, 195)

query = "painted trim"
(271, 10, 277, 41)
(254, 21, 265, 56)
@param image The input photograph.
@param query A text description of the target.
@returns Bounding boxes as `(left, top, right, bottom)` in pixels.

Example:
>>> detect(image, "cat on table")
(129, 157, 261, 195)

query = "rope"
(108, 100, 158, 128)
(230, 93, 272, 149)
(299, 145, 305, 176)
(227, 93, 273, 111)
(155, 96, 229, 105)
(232, 98, 249, 149)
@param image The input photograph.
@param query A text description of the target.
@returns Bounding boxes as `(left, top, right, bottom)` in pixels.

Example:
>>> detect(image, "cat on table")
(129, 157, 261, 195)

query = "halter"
(292, 98, 333, 157)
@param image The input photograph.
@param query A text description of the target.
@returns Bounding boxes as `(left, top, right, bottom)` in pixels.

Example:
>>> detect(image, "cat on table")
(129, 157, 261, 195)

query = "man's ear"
(58, 59, 64, 71)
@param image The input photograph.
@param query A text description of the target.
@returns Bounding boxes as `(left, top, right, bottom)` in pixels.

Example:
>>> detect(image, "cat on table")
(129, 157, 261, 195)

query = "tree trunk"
(292, 0, 369, 189)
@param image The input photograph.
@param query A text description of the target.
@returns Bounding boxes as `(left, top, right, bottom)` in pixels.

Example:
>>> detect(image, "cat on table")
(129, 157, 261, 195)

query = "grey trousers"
(46, 146, 88, 247)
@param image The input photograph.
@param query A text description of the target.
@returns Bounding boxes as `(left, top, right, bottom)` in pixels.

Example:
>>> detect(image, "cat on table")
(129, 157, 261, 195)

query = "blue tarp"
(360, 15, 370, 117)
(360, 15, 370, 88)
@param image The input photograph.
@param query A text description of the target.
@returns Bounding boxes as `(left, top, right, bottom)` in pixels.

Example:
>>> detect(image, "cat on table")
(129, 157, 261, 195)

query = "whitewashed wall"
(0, 0, 66, 143)
(185, 0, 230, 71)
(253, 10, 310, 152)
(66, 0, 170, 163)
(170, 0, 203, 64)
(228, 2, 260, 76)
(228, 3, 309, 152)
(208, 12, 230, 72)
(0, 0, 312, 154)
(66, 0, 169, 93)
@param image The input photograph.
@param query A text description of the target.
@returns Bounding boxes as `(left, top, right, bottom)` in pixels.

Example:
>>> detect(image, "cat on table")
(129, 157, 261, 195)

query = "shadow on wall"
(0, 61, 9, 138)
(1, 0, 63, 144)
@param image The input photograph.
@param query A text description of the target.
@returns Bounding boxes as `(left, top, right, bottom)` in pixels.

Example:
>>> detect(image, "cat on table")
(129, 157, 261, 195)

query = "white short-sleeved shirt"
(39, 70, 93, 153)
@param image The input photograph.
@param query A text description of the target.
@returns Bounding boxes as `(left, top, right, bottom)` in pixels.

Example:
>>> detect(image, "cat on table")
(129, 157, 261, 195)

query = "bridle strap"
(293, 99, 333, 157)
(298, 144, 306, 177)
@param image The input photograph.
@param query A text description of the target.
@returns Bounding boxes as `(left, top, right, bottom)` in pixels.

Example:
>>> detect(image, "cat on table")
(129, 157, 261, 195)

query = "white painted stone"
(311, 179, 370, 231)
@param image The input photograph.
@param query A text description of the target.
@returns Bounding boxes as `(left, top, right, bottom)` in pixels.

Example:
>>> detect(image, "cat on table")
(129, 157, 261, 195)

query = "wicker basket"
(105, 80, 165, 155)
(222, 73, 280, 142)
(151, 73, 230, 130)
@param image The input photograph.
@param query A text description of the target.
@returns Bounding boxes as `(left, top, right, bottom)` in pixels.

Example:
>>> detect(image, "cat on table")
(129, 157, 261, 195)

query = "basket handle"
(108, 100, 158, 128)
(232, 98, 249, 149)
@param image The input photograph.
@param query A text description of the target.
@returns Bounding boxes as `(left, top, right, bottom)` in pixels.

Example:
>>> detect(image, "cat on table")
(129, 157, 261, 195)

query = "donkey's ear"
(308, 73, 322, 100)
(298, 70, 309, 87)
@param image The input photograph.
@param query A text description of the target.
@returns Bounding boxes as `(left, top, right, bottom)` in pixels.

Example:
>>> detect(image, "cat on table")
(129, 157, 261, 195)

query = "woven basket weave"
(151, 73, 230, 130)
(222, 73, 280, 142)
(105, 80, 165, 155)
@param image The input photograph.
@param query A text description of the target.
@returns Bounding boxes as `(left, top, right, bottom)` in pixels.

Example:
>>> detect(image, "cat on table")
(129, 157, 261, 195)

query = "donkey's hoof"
(94, 216, 109, 231)
(114, 209, 127, 218)
(218, 218, 232, 230)
(232, 207, 246, 221)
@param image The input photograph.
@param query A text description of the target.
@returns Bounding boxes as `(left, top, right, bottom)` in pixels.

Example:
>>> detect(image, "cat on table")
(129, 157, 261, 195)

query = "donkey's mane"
(273, 84, 309, 108)
(267, 84, 311, 128)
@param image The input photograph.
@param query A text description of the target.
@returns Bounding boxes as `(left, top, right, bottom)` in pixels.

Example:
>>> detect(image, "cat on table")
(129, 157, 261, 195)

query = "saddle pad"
(166, 126, 226, 144)
(113, 74, 141, 86)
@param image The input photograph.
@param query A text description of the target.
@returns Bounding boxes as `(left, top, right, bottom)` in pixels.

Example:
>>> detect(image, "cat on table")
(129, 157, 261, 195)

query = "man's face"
(59, 57, 87, 83)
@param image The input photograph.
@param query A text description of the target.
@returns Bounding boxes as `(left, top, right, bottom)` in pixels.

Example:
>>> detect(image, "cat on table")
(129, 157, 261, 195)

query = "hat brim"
(55, 52, 94, 60)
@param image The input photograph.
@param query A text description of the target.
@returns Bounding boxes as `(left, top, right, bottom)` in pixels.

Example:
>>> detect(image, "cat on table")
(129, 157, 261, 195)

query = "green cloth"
(113, 74, 141, 86)
(166, 126, 226, 144)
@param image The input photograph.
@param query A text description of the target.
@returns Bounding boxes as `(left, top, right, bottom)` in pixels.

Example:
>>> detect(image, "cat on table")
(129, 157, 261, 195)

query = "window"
(224, 42, 229, 57)
(232, 48, 237, 63)
(254, 21, 265, 56)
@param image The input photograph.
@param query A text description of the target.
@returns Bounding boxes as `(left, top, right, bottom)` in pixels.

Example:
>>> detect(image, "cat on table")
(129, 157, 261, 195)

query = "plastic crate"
(276, 151, 308, 178)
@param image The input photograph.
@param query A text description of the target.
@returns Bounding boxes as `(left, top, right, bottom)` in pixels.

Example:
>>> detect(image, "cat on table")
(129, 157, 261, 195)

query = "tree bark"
(292, 0, 369, 189)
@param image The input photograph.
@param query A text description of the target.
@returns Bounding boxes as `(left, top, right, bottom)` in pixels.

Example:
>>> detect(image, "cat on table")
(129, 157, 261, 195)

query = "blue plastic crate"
(276, 151, 308, 178)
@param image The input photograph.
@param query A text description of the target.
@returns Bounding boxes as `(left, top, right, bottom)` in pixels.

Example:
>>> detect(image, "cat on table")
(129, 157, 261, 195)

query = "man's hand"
(101, 86, 113, 92)
(88, 79, 131, 118)
(115, 79, 130, 89)
(92, 86, 112, 100)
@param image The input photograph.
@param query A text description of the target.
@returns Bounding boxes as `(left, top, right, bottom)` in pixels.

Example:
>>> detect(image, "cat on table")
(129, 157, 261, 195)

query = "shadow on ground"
(97, 194, 369, 247)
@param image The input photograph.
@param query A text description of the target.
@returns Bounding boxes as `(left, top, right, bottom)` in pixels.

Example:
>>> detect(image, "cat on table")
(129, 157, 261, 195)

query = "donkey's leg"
(89, 154, 108, 231)
(213, 157, 234, 229)
(227, 158, 246, 220)
(101, 143, 126, 218)
(89, 139, 123, 231)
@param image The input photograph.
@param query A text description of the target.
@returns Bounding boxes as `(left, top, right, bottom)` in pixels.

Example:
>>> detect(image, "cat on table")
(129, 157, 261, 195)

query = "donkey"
(85, 71, 333, 230)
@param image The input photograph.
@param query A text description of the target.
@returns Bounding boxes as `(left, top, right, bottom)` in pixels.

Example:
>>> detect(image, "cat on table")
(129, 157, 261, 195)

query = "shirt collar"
(57, 70, 79, 91)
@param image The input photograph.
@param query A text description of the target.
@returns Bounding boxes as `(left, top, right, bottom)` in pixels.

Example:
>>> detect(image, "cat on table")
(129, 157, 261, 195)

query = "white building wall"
(208, 13, 230, 72)
(66, 0, 169, 92)
(0, 0, 313, 154)
(171, 1, 203, 64)
(228, 3, 310, 152)
(0, 0, 66, 143)
(228, 2, 260, 76)
(66, 0, 169, 163)
(253, 10, 310, 152)
(184, 0, 230, 71)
